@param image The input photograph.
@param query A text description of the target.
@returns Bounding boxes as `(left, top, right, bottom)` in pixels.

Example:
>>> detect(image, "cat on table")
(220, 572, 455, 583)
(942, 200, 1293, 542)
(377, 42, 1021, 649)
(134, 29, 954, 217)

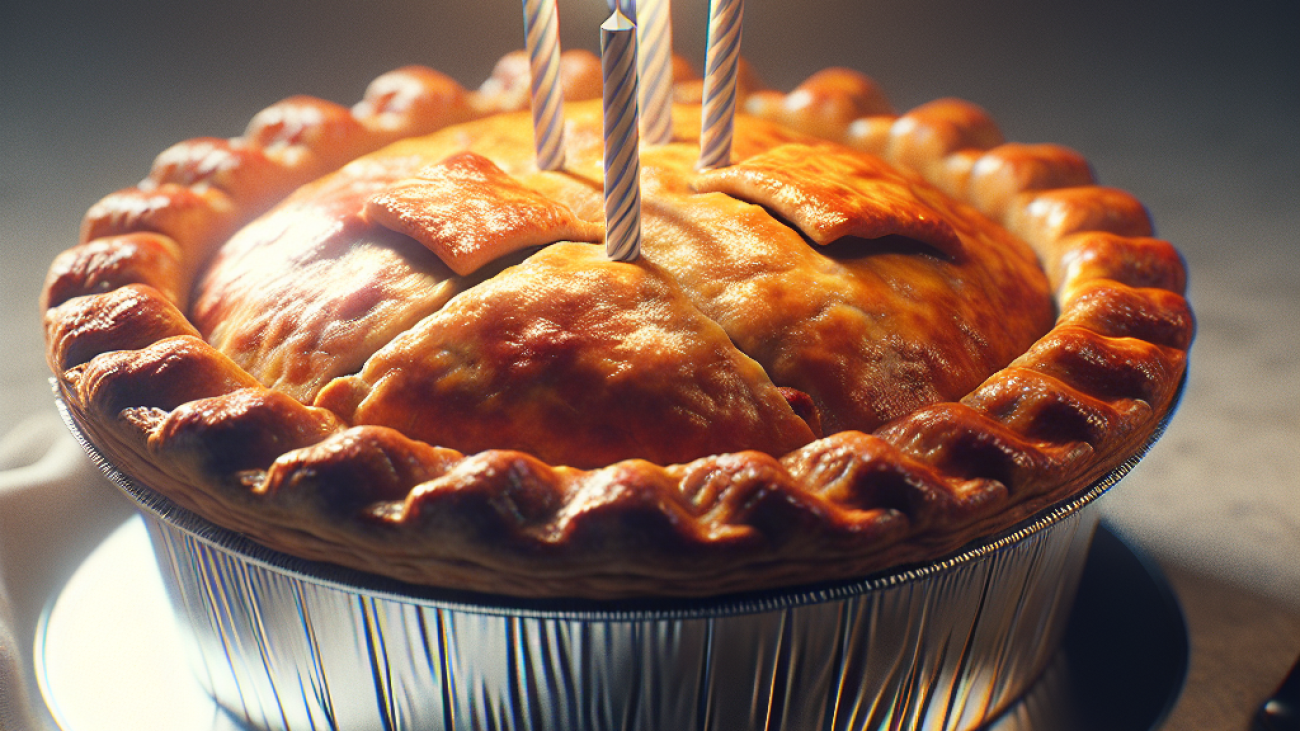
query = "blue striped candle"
(637, 0, 674, 144)
(698, 0, 744, 170)
(522, 0, 566, 170)
(601, 9, 642, 262)
(608, 0, 636, 20)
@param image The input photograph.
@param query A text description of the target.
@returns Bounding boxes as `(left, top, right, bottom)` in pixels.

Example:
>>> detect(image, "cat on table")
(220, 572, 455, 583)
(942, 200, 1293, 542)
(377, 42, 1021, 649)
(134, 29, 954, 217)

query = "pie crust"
(42, 54, 1192, 598)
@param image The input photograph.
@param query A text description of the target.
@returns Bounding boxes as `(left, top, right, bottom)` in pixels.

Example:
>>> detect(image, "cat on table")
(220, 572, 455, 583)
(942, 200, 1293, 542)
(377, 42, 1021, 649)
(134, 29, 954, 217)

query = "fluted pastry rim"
(41, 54, 1192, 598)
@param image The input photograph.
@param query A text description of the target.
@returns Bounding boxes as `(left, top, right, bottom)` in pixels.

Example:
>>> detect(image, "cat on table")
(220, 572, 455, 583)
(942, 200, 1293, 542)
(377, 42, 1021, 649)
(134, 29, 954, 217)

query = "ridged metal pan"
(56, 391, 1179, 731)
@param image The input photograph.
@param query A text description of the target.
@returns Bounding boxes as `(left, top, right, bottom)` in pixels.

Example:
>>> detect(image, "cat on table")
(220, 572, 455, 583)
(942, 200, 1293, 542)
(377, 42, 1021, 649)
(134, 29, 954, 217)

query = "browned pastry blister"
(351, 65, 473, 139)
(1062, 232, 1186, 291)
(147, 137, 287, 213)
(244, 96, 375, 178)
(967, 143, 1095, 220)
(45, 284, 198, 373)
(42, 233, 186, 311)
(473, 49, 605, 115)
(744, 68, 893, 143)
(43, 56, 1192, 598)
(885, 98, 1004, 187)
(80, 184, 238, 266)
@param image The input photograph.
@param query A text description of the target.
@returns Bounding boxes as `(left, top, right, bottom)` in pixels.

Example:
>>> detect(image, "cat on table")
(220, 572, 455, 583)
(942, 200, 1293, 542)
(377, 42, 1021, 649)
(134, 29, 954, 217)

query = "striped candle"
(522, 0, 566, 170)
(608, 0, 636, 20)
(601, 9, 642, 262)
(637, 0, 674, 144)
(698, 0, 744, 170)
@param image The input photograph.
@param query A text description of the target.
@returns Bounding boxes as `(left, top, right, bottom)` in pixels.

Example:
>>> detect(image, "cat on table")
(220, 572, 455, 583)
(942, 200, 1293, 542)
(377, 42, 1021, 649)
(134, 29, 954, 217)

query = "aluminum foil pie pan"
(57, 391, 1178, 731)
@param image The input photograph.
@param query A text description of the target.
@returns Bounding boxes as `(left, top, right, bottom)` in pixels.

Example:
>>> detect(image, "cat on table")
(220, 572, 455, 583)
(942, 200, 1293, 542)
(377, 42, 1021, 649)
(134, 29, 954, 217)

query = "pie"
(42, 52, 1192, 598)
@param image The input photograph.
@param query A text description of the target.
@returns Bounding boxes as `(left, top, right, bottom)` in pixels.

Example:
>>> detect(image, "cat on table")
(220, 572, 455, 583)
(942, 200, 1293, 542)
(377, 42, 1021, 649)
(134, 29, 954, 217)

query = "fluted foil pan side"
(139, 502, 1096, 730)
(55, 386, 1180, 730)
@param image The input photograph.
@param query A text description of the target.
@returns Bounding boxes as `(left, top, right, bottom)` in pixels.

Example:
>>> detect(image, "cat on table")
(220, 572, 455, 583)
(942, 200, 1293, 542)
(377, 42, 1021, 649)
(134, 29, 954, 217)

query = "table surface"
(2, 1, 1297, 728)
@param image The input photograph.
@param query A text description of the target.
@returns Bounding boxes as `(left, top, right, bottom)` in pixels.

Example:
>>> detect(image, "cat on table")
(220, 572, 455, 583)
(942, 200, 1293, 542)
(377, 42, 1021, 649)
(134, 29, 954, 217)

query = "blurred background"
(2, 0, 1297, 728)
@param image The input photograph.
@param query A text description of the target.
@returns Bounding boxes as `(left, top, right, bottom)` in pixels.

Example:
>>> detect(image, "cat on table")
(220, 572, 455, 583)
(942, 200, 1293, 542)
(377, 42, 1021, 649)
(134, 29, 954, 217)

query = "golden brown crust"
(315, 243, 819, 469)
(364, 151, 603, 275)
(744, 68, 893, 143)
(1055, 233, 1186, 294)
(151, 389, 342, 487)
(45, 284, 198, 373)
(187, 100, 1056, 448)
(967, 143, 1095, 220)
(146, 137, 288, 215)
(351, 65, 472, 139)
(885, 98, 1004, 186)
(694, 142, 963, 254)
(474, 49, 605, 115)
(1008, 185, 1154, 254)
(80, 184, 238, 265)
(244, 96, 374, 179)
(42, 57, 1192, 598)
(42, 233, 186, 311)
(188, 165, 463, 402)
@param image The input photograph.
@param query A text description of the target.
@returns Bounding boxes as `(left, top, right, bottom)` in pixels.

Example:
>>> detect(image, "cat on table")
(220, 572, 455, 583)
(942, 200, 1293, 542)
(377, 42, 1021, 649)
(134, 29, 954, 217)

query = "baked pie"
(43, 52, 1192, 598)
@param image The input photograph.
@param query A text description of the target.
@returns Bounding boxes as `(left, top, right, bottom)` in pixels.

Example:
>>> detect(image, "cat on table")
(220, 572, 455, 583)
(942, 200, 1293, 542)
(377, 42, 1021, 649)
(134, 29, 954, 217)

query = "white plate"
(35, 516, 242, 731)
(35, 517, 1187, 731)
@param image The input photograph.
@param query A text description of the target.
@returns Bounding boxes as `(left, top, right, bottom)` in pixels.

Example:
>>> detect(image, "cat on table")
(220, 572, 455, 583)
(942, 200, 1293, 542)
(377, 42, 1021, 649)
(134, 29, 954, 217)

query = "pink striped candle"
(522, 0, 566, 170)
(601, 9, 642, 262)
(637, 0, 673, 144)
(698, 0, 744, 170)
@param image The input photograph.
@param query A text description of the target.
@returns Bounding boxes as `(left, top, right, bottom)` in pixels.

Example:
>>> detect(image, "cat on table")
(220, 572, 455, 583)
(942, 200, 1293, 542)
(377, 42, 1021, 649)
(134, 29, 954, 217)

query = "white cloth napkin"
(0, 409, 136, 730)
(0, 572, 42, 731)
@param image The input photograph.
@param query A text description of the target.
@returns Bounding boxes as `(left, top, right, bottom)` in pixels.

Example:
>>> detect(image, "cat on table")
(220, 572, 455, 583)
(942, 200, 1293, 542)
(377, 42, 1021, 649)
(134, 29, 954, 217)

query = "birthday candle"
(698, 0, 744, 170)
(522, 0, 566, 170)
(608, 0, 635, 20)
(637, 0, 673, 144)
(601, 9, 642, 262)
